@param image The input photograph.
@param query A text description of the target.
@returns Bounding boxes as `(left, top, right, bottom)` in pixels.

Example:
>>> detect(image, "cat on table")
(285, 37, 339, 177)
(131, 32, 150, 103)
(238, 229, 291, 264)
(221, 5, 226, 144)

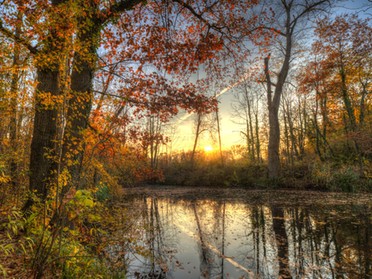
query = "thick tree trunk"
(61, 0, 143, 190)
(265, 54, 285, 179)
(29, 68, 60, 202)
(265, 8, 292, 179)
(268, 104, 281, 178)
(61, 8, 100, 186)
(26, 0, 68, 210)
(263, 0, 330, 179)
(62, 52, 95, 184)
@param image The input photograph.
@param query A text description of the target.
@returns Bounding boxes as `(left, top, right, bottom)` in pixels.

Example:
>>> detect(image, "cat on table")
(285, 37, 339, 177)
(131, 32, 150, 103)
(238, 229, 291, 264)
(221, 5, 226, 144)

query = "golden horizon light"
(204, 145, 213, 152)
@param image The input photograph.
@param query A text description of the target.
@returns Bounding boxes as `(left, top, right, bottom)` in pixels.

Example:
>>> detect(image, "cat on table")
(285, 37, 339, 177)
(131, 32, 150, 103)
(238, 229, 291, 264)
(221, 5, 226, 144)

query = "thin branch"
(171, 0, 236, 39)
(290, 0, 330, 31)
(0, 20, 38, 54)
(98, 0, 145, 25)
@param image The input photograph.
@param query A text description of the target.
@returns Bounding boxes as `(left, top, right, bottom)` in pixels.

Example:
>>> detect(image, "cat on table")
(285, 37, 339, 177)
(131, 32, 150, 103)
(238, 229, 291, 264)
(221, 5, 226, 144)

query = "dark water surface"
(113, 187, 371, 279)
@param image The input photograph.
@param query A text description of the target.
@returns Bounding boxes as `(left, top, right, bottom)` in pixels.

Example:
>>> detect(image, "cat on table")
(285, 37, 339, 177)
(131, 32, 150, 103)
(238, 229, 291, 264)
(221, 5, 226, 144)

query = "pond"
(109, 187, 371, 279)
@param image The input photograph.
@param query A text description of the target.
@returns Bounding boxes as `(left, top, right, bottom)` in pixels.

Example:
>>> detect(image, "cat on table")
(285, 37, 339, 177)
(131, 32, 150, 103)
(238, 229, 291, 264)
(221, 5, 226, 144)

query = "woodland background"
(0, 0, 371, 277)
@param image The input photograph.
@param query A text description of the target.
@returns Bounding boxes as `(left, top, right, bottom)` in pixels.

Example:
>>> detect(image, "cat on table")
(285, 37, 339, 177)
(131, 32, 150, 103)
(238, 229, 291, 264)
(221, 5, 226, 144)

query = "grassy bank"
(160, 156, 371, 192)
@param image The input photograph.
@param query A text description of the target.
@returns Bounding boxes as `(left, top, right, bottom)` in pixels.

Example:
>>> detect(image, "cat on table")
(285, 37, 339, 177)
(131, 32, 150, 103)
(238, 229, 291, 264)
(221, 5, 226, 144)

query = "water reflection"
(120, 189, 371, 279)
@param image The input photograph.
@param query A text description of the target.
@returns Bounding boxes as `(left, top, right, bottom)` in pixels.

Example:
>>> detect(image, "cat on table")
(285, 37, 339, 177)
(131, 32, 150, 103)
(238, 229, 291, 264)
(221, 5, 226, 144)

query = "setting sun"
(204, 145, 213, 152)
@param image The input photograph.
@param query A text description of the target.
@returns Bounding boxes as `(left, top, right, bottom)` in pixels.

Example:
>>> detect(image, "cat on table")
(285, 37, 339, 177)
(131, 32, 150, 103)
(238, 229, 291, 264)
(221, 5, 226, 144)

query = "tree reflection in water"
(122, 189, 371, 279)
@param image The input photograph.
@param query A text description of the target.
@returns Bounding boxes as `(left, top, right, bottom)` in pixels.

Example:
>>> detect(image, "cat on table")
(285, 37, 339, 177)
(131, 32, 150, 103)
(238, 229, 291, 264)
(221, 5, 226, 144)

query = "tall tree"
(263, 0, 331, 179)
(28, 0, 72, 205)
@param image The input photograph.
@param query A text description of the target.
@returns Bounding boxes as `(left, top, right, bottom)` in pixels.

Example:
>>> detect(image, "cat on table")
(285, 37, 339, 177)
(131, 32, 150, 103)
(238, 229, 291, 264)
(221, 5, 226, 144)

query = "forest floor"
(0, 205, 31, 278)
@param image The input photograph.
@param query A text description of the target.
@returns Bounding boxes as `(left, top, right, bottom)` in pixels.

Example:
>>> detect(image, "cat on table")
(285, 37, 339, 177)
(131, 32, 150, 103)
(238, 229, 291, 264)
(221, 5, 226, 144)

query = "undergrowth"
(0, 184, 140, 278)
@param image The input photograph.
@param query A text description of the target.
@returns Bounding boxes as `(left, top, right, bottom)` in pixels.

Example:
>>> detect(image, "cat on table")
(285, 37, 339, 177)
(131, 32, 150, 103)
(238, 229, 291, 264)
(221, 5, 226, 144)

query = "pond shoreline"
(121, 185, 372, 206)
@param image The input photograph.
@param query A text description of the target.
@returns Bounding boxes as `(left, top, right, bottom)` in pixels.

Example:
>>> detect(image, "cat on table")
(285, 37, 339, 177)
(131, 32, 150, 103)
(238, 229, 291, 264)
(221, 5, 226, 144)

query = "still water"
(110, 187, 371, 279)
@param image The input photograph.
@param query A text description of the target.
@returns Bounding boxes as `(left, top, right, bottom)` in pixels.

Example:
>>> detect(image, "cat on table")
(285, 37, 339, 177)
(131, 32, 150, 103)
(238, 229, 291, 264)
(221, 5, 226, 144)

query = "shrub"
(331, 168, 359, 192)
(95, 183, 112, 202)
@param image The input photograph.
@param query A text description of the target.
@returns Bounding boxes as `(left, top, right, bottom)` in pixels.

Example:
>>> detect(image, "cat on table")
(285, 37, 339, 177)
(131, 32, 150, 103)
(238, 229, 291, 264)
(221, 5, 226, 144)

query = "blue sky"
(169, 0, 371, 152)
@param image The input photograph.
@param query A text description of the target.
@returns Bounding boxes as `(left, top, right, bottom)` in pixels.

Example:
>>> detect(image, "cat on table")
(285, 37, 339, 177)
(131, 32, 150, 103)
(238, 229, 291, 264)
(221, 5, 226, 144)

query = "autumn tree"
(298, 54, 335, 160)
(1, 0, 73, 207)
(314, 15, 371, 173)
(299, 14, 371, 173)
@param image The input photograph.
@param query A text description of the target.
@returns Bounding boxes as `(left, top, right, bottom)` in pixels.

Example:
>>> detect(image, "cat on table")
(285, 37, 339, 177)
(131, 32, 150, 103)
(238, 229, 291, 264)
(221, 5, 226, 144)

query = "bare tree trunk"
(215, 104, 223, 164)
(243, 84, 256, 161)
(359, 80, 368, 126)
(191, 112, 203, 163)
(286, 104, 299, 162)
(148, 115, 162, 170)
(255, 112, 261, 163)
(339, 56, 363, 176)
(283, 106, 290, 165)
(340, 64, 356, 131)
(298, 99, 306, 158)
(265, 54, 286, 179)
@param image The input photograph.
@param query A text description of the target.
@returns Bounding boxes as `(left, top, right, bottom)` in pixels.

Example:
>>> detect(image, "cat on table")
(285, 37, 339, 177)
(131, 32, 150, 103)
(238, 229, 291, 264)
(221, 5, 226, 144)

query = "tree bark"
(265, 55, 285, 179)
(29, 68, 61, 202)
(61, 4, 100, 186)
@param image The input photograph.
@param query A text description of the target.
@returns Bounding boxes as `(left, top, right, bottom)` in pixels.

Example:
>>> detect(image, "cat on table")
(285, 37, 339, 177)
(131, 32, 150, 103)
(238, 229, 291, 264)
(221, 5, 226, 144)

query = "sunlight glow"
(204, 145, 213, 152)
